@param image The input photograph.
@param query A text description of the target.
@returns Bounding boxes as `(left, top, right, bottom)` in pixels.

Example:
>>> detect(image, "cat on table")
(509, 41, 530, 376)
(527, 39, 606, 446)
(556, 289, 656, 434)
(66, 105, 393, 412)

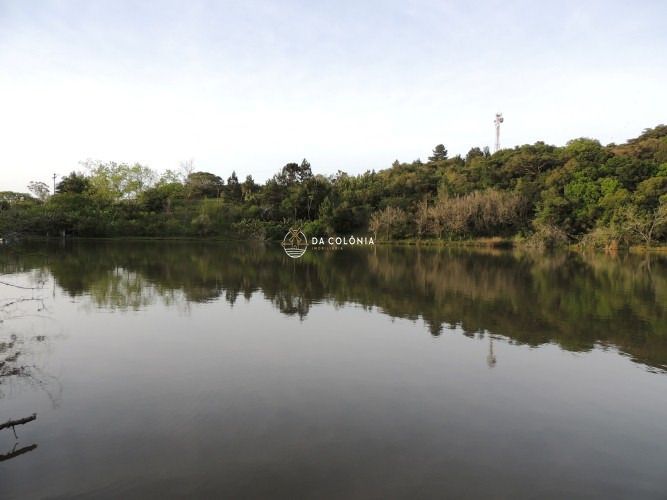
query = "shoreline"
(8, 234, 667, 253)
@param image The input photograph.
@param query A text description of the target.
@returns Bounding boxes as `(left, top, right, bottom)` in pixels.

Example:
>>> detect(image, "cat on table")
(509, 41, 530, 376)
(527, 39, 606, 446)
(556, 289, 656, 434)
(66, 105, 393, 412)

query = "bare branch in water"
(0, 280, 42, 290)
(0, 413, 37, 432)
(0, 443, 38, 462)
(1, 297, 43, 309)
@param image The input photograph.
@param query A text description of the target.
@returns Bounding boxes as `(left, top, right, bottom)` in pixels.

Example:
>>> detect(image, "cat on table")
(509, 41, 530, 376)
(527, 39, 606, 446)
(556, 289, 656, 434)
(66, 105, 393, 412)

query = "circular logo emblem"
(282, 228, 308, 258)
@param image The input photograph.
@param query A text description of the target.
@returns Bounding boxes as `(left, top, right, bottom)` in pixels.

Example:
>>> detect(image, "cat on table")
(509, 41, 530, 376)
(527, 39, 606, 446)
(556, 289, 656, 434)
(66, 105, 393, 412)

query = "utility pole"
(494, 113, 504, 152)
(52, 173, 57, 195)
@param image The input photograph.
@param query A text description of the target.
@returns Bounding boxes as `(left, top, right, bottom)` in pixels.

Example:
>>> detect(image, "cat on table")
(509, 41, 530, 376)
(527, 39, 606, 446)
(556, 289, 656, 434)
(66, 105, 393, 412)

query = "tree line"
(1, 125, 666, 246)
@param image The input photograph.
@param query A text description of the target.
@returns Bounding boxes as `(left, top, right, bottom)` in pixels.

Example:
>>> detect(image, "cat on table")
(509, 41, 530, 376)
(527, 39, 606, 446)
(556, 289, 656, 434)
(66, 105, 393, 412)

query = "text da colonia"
(311, 236, 375, 246)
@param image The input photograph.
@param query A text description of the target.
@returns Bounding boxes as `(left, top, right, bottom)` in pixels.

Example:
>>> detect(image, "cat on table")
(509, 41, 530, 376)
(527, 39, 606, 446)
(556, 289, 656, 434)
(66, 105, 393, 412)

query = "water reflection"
(1, 240, 666, 371)
(1, 241, 667, 498)
(0, 443, 37, 463)
(0, 270, 54, 463)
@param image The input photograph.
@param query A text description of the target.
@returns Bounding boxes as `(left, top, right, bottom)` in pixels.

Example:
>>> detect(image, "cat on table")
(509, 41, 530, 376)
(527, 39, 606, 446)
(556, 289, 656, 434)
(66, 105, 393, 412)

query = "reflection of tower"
(486, 335, 497, 368)
(494, 113, 504, 152)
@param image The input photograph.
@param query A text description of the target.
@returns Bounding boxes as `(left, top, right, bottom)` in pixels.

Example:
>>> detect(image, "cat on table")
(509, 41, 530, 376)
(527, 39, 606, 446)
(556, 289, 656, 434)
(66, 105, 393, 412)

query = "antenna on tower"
(494, 112, 504, 152)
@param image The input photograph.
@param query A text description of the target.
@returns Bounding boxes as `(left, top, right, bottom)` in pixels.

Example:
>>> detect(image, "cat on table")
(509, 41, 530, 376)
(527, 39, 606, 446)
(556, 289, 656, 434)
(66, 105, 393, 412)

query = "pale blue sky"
(1, 0, 665, 191)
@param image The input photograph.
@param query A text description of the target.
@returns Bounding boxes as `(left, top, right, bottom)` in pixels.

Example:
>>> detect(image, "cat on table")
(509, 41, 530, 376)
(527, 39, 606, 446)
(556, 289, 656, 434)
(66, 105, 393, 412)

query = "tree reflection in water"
(1, 251, 61, 462)
(2, 240, 667, 371)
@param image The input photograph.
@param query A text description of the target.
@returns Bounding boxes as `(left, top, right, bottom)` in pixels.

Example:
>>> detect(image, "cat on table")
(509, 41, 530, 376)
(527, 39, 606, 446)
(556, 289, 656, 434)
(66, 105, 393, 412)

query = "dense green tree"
(226, 171, 242, 202)
(465, 147, 484, 164)
(275, 159, 313, 186)
(185, 172, 224, 199)
(140, 182, 184, 213)
(56, 172, 91, 194)
(241, 175, 259, 202)
(84, 161, 156, 200)
(429, 144, 448, 161)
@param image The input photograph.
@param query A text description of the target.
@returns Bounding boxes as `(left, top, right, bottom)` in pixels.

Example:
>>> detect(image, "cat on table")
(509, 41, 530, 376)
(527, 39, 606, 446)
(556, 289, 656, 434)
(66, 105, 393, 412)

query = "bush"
(525, 223, 570, 249)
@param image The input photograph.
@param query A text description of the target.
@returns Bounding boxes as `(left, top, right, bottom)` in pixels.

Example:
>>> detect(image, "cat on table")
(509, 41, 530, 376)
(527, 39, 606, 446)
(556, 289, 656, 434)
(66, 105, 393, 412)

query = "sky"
(0, 0, 665, 192)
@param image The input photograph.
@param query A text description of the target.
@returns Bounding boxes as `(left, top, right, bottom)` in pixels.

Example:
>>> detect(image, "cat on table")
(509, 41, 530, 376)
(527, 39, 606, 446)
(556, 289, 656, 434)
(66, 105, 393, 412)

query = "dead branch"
(0, 443, 38, 462)
(0, 413, 37, 433)
(0, 280, 42, 290)
(1, 297, 42, 309)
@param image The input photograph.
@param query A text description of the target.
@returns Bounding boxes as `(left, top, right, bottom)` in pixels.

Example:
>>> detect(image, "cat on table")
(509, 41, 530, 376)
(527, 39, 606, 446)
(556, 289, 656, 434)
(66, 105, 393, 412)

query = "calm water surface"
(1, 241, 666, 499)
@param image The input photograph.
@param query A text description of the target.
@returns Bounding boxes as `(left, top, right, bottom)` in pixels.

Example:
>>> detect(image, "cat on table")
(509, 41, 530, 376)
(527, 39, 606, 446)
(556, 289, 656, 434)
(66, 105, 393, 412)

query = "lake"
(1, 240, 666, 499)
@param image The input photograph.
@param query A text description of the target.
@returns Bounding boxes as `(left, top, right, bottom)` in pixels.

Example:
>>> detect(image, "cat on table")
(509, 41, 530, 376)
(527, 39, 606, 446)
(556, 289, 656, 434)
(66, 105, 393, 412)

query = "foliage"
(525, 222, 570, 249)
(1, 125, 667, 244)
(27, 181, 50, 201)
(84, 160, 157, 200)
(185, 171, 224, 199)
(56, 172, 91, 194)
(429, 144, 448, 161)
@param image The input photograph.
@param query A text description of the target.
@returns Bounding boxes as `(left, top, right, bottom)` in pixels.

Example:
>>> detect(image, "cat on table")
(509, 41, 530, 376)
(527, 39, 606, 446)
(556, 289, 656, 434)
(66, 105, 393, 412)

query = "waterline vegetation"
(1, 125, 666, 248)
